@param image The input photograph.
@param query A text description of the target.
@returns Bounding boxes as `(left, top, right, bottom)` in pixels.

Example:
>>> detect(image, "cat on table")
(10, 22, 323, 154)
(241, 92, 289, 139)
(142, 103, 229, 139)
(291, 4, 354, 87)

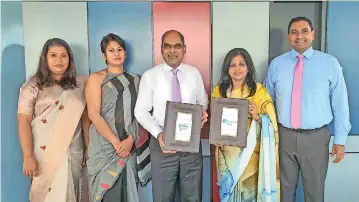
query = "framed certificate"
(163, 101, 202, 153)
(209, 97, 249, 147)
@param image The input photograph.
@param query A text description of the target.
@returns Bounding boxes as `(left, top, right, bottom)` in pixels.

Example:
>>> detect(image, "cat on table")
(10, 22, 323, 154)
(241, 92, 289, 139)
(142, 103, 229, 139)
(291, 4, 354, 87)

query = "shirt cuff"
(333, 135, 348, 145)
(150, 126, 163, 139)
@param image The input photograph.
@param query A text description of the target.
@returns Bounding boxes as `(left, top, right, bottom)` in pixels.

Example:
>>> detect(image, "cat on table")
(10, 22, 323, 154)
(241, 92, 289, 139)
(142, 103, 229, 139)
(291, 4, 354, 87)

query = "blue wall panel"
(1, 2, 30, 202)
(88, 2, 153, 75)
(88, 2, 154, 201)
(324, 2, 359, 202)
(327, 2, 359, 135)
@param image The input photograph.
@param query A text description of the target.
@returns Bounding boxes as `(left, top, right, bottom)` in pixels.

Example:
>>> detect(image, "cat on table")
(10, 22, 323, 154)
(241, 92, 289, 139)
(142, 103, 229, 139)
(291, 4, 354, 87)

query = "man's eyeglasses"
(161, 43, 184, 50)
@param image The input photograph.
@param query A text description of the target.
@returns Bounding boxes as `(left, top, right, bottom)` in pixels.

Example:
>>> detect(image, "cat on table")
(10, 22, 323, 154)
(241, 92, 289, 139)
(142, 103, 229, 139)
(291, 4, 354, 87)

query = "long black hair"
(218, 48, 257, 98)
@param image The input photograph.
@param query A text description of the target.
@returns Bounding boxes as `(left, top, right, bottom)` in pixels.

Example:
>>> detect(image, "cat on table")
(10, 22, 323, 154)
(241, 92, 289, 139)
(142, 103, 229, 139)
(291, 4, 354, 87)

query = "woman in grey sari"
(85, 33, 151, 202)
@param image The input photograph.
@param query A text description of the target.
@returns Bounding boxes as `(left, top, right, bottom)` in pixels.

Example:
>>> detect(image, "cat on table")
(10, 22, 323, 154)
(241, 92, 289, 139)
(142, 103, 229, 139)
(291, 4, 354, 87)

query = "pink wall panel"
(153, 2, 211, 93)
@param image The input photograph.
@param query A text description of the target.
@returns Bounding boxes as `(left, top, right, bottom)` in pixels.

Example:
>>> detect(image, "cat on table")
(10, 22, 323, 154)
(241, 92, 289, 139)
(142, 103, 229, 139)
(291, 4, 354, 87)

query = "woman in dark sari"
(86, 33, 151, 202)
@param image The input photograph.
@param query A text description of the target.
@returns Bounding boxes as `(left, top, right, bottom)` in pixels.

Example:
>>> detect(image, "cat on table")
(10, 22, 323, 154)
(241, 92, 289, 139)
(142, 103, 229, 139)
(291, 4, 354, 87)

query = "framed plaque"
(163, 101, 202, 153)
(209, 97, 249, 147)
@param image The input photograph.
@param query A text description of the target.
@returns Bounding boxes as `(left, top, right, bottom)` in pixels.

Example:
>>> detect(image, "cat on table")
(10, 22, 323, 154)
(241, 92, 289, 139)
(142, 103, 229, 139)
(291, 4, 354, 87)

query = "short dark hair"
(35, 38, 77, 90)
(288, 17, 314, 34)
(100, 33, 126, 54)
(161, 30, 185, 45)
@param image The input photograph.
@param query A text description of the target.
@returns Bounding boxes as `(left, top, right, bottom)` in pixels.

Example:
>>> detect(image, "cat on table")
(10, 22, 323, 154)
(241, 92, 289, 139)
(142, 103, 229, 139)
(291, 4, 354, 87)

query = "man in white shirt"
(135, 30, 209, 202)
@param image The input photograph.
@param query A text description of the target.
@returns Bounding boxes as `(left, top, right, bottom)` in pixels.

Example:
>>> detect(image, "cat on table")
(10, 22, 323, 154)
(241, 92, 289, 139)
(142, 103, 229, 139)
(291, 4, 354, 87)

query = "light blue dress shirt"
(264, 47, 351, 145)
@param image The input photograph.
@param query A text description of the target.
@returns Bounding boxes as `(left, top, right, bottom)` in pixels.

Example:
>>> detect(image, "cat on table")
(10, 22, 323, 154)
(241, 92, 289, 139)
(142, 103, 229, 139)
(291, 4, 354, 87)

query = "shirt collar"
(290, 46, 313, 60)
(163, 62, 183, 72)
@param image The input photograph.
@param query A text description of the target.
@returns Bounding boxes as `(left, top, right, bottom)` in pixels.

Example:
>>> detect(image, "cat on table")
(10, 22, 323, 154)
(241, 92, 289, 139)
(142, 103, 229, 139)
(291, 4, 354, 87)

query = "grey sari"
(87, 72, 151, 202)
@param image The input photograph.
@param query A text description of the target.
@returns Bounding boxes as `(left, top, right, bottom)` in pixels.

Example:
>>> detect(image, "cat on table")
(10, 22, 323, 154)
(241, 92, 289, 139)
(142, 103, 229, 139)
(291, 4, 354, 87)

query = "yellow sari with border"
(212, 83, 280, 202)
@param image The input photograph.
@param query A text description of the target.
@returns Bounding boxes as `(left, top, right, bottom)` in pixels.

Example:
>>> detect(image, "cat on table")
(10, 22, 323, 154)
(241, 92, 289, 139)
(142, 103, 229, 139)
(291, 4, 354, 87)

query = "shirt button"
(48, 187, 51, 192)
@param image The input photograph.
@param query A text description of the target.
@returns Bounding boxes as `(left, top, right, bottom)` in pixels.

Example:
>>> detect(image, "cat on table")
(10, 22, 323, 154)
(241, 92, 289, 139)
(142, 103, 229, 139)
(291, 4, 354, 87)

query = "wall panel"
(88, 2, 153, 75)
(269, 2, 323, 61)
(152, 2, 211, 93)
(1, 2, 29, 202)
(22, 2, 89, 77)
(325, 2, 359, 202)
(327, 2, 359, 135)
(212, 2, 269, 85)
(325, 137, 359, 202)
(211, 2, 270, 201)
(87, 2, 154, 201)
(152, 3, 211, 201)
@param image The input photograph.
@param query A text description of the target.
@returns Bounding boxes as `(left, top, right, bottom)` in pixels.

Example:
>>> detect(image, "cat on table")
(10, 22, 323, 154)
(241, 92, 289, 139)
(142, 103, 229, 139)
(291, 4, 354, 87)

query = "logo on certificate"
(175, 112, 193, 142)
(178, 123, 189, 131)
(221, 107, 238, 137)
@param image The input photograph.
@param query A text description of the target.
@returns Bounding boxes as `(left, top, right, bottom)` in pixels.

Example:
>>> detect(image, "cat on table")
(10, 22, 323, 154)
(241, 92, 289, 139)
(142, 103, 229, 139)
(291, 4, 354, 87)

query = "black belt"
(279, 124, 326, 133)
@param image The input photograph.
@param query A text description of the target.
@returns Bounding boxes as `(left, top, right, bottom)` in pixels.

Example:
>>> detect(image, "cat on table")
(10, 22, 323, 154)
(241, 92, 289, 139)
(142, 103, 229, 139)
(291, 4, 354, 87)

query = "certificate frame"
(209, 97, 249, 147)
(163, 101, 202, 153)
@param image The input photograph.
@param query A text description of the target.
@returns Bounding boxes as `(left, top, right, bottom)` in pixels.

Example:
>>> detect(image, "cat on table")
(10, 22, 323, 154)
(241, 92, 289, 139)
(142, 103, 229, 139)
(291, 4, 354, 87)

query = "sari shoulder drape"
(212, 83, 280, 202)
(257, 114, 280, 202)
(251, 84, 280, 193)
(87, 72, 150, 202)
(18, 76, 39, 116)
(28, 76, 87, 202)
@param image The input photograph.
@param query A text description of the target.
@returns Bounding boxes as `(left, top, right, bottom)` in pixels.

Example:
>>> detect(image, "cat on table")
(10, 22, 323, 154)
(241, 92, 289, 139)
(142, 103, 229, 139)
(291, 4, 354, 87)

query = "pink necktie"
(171, 69, 182, 102)
(291, 54, 304, 129)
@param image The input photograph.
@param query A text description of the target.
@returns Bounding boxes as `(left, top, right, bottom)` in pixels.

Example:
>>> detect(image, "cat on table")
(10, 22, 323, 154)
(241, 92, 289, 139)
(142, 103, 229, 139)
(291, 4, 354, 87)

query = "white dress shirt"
(134, 63, 209, 138)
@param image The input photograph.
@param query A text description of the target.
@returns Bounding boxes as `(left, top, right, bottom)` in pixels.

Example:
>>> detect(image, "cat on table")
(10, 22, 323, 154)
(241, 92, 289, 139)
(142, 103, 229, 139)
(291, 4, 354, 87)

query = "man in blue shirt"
(264, 17, 351, 202)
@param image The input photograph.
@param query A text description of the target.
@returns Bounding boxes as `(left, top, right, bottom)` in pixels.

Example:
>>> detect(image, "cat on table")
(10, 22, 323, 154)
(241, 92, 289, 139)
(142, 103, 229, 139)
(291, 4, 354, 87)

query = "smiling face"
(288, 20, 315, 53)
(103, 40, 126, 67)
(228, 54, 248, 84)
(46, 45, 69, 77)
(161, 31, 186, 68)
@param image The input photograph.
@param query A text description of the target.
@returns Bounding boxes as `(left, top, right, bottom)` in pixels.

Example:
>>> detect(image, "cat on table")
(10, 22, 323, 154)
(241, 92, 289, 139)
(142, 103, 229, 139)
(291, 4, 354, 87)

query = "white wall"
(212, 2, 270, 87)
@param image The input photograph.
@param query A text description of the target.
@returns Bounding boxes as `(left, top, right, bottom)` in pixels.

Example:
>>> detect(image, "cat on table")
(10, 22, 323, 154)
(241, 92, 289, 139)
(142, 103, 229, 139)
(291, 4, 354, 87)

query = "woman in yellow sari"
(17, 38, 91, 202)
(212, 48, 280, 202)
